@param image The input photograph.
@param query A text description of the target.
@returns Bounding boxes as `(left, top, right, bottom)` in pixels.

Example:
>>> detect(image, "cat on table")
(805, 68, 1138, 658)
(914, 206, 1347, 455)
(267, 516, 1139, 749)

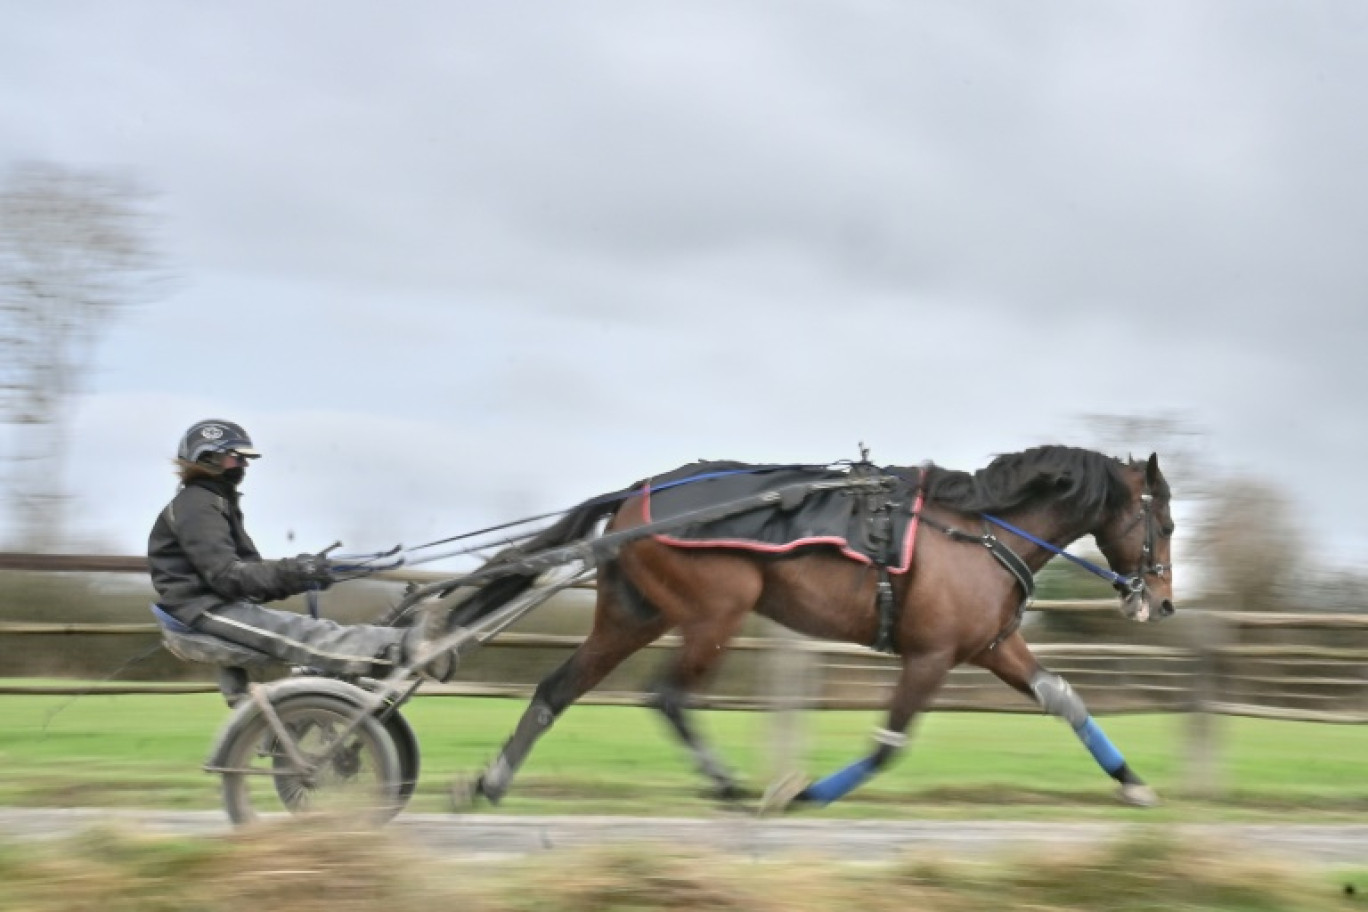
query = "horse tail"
(443, 486, 633, 630)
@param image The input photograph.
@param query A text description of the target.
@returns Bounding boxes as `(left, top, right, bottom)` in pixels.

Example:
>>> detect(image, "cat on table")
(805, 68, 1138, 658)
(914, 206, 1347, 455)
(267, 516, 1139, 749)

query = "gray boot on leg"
(401, 606, 455, 682)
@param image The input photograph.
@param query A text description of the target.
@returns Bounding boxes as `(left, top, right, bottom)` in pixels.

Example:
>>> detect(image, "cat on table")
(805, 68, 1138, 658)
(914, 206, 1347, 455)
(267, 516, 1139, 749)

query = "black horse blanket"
(639, 460, 925, 573)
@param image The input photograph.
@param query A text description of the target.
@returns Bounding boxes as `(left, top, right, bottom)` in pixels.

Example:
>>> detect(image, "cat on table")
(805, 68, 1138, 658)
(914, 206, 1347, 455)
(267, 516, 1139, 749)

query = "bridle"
(1110, 486, 1170, 598)
(978, 480, 1169, 601)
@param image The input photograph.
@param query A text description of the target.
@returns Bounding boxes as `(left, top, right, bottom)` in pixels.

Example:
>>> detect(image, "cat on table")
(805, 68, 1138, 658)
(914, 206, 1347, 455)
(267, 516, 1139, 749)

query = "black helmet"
(177, 419, 261, 464)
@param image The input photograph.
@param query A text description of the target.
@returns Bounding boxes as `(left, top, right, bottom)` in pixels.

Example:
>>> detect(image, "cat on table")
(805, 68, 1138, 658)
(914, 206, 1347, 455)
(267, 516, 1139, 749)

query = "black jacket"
(148, 476, 308, 622)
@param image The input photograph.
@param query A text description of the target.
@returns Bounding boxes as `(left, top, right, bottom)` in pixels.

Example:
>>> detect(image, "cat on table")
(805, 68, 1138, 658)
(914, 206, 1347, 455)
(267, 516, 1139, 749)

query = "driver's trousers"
(193, 601, 406, 677)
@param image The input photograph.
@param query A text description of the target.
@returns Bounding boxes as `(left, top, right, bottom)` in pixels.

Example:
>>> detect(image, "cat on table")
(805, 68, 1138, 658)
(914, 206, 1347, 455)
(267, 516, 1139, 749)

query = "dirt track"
(4, 809, 1366, 866)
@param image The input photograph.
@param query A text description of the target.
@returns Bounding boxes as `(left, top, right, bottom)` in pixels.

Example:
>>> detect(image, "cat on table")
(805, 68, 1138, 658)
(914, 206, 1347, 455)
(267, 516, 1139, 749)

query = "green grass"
(2, 688, 1367, 820)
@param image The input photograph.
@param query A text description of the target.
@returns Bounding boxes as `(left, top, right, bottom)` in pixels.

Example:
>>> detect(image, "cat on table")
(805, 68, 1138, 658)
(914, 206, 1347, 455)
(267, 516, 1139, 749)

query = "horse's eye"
(1160, 524, 1174, 538)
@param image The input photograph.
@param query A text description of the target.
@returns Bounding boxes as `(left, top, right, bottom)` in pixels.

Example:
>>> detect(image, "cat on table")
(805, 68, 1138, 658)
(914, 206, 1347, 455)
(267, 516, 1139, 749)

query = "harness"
(916, 478, 1168, 654)
(983, 484, 1169, 599)
(820, 456, 931, 656)
(916, 514, 1037, 652)
(360, 457, 1168, 658)
(866, 477, 925, 654)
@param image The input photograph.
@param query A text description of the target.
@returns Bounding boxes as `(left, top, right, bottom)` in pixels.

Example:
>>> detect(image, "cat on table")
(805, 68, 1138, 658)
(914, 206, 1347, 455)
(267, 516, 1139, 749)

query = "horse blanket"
(639, 460, 924, 573)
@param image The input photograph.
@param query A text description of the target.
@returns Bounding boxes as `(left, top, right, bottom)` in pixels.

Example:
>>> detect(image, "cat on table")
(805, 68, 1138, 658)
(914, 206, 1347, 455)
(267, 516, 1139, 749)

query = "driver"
(148, 419, 451, 680)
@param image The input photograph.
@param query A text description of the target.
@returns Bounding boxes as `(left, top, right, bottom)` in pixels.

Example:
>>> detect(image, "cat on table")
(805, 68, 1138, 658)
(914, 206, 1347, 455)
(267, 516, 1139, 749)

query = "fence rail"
(2, 554, 1367, 726)
(2, 614, 1366, 720)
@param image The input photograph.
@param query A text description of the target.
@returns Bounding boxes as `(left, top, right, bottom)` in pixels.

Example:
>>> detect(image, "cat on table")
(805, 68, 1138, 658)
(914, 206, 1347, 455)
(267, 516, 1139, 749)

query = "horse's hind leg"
(647, 611, 753, 802)
(624, 549, 760, 803)
(469, 575, 669, 806)
(784, 647, 957, 808)
(973, 632, 1159, 807)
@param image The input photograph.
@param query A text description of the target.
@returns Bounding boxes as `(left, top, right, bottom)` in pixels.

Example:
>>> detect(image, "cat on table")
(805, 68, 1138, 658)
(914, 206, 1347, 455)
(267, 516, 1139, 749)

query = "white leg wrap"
(1029, 670, 1089, 728)
(872, 727, 907, 748)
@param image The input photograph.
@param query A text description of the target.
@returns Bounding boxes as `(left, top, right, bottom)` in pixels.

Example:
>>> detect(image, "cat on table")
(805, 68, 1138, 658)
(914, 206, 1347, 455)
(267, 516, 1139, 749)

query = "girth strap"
(864, 481, 898, 654)
(853, 465, 912, 655)
(865, 473, 926, 655)
(872, 565, 897, 654)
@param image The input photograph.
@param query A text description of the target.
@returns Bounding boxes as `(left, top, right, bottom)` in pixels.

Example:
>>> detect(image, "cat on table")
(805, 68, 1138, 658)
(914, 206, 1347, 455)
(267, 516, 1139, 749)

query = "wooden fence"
(5, 553, 1368, 798)
(1, 553, 1365, 724)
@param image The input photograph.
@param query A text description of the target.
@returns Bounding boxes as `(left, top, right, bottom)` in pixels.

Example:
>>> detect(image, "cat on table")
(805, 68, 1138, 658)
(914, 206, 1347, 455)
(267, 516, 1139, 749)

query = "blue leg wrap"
(1074, 716, 1125, 775)
(802, 755, 880, 805)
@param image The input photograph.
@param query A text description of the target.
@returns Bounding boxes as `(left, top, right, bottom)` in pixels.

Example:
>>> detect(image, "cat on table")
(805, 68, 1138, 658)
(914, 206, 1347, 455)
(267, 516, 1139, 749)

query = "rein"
(983, 482, 1168, 598)
(980, 513, 1134, 592)
(330, 465, 826, 577)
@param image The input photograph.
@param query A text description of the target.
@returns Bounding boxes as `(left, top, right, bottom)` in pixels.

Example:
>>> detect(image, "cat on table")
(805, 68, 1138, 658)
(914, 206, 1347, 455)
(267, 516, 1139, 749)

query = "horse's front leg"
(770, 647, 956, 810)
(973, 632, 1159, 807)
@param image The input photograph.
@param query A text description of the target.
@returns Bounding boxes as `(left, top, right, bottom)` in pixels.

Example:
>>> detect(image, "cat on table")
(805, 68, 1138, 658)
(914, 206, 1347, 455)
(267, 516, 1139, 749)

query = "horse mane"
(920, 445, 1132, 522)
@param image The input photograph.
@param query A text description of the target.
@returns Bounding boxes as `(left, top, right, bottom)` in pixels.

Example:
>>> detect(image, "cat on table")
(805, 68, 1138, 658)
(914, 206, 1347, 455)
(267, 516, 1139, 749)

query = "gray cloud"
(2, 1, 1365, 569)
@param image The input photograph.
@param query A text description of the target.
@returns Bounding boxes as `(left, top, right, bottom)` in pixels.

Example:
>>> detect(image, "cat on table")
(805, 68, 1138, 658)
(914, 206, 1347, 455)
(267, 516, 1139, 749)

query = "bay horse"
(450, 445, 1175, 811)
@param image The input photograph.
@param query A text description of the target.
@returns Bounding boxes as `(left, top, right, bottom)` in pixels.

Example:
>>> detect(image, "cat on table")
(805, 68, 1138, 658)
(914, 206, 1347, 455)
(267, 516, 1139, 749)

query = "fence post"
(764, 622, 818, 783)
(1183, 607, 1228, 798)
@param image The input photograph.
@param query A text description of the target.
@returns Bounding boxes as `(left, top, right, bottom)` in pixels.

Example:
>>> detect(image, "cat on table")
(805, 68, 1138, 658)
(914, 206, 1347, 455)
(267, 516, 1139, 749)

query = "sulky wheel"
(217, 692, 404, 826)
(380, 709, 421, 810)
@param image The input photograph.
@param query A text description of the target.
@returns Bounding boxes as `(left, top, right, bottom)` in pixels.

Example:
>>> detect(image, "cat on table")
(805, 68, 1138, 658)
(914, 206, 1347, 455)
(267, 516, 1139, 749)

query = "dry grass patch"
(0, 820, 1355, 912)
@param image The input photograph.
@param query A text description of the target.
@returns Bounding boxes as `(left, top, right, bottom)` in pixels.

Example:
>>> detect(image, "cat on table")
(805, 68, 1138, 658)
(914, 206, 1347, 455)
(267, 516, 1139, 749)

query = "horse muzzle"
(1118, 585, 1175, 622)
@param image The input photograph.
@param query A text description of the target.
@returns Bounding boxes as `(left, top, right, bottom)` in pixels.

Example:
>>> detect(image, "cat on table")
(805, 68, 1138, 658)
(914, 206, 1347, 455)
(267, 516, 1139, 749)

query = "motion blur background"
(1, 1, 1366, 802)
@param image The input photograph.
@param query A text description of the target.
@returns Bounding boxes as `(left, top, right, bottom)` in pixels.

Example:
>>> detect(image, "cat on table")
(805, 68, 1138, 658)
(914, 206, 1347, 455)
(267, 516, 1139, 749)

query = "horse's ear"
(1145, 452, 1161, 486)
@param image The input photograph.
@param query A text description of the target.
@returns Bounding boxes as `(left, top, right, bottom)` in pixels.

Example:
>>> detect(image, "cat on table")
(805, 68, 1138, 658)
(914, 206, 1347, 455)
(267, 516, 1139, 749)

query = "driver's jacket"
(147, 477, 306, 622)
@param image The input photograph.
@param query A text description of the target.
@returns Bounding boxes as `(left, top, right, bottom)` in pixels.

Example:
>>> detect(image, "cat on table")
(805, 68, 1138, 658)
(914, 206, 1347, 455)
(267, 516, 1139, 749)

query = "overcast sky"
(2, 2, 1365, 585)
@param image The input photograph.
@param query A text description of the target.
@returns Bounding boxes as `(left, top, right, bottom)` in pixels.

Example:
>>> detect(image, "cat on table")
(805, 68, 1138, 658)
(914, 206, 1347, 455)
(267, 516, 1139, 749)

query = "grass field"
(2, 687, 1366, 821)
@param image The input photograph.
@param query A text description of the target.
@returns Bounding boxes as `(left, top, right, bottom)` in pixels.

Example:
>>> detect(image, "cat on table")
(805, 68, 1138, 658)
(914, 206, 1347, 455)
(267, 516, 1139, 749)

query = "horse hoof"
(1117, 783, 1161, 808)
(710, 782, 753, 804)
(449, 775, 483, 811)
(757, 771, 811, 817)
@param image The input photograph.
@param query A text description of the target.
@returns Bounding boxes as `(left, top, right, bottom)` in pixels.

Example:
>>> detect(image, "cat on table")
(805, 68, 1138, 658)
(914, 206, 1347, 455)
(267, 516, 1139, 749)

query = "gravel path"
(4, 809, 1366, 866)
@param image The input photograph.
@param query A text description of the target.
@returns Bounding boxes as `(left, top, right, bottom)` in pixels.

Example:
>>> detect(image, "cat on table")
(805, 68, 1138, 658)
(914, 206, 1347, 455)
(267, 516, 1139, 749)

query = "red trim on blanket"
(894, 481, 926, 576)
(642, 477, 927, 574)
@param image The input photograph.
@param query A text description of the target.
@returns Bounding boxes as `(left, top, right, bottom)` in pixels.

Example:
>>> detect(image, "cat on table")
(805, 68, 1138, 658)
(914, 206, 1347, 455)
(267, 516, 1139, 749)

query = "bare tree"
(1078, 413, 1320, 610)
(0, 162, 165, 549)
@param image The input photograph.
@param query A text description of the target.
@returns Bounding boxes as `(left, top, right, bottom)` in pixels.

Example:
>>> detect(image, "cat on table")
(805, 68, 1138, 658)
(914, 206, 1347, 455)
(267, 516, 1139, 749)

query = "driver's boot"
(401, 606, 456, 682)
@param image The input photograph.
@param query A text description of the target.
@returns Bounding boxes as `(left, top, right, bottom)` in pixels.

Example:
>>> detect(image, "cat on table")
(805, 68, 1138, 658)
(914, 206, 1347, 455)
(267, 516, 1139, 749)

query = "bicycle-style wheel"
(218, 692, 403, 825)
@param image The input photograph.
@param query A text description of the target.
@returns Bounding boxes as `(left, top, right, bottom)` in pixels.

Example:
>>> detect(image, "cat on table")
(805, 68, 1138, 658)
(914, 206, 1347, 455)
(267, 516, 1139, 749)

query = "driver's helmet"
(177, 419, 261, 465)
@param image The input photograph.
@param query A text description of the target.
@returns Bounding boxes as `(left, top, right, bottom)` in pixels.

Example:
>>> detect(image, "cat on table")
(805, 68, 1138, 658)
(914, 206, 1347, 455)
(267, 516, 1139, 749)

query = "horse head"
(1094, 453, 1175, 622)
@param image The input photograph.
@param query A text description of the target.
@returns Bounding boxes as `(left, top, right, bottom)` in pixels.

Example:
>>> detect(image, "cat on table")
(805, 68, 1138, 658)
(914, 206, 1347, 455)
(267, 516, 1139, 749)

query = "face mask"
(223, 467, 246, 486)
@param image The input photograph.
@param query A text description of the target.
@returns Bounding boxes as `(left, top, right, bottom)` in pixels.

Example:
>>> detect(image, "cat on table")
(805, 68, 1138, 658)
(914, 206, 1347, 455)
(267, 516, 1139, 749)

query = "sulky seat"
(150, 604, 275, 667)
(150, 604, 275, 706)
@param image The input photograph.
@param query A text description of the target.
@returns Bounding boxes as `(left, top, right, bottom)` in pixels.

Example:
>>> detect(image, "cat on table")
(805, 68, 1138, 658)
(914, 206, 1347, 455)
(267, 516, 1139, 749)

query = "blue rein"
(980, 513, 1133, 591)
